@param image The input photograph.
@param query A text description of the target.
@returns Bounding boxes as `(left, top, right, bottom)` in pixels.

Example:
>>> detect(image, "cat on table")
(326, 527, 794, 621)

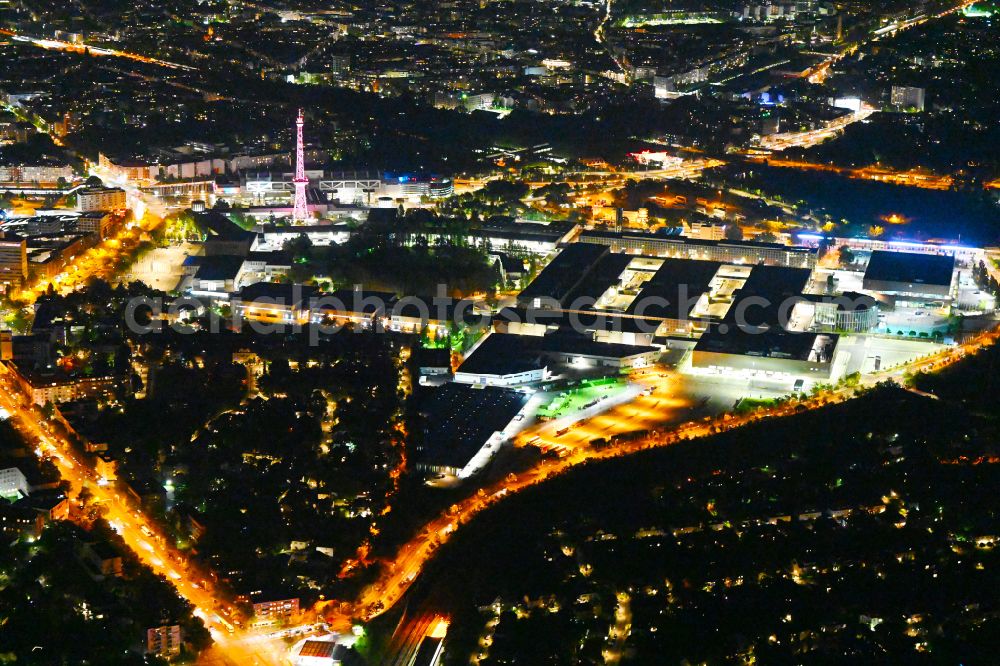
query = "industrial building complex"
(213, 228, 977, 485)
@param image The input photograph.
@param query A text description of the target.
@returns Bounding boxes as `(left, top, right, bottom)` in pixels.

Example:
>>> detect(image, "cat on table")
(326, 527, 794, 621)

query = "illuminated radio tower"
(292, 108, 309, 223)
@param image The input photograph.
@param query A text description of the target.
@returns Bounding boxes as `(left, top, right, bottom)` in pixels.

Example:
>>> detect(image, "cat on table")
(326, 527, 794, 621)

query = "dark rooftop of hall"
(516, 242, 609, 306)
(539, 330, 659, 359)
(578, 228, 818, 254)
(864, 250, 955, 287)
(411, 346, 451, 369)
(494, 306, 664, 334)
(415, 383, 528, 470)
(716, 265, 813, 329)
(626, 258, 722, 319)
(461, 330, 657, 371)
(696, 324, 838, 363)
(234, 281, 318, 304)
(564, 252, 633, 305)
(245, 250, 292, 264)
(517, 250, 728, 321)
(192, 210, 256, 241)
(737, 264, 812, 298)
(492, 252, 527, 274)
(455, 333, 545, 376)
(193, 254, 244, 281)
(412, 637, 444, 666)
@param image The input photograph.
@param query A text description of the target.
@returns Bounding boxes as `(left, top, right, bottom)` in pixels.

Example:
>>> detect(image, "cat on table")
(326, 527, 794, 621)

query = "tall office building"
(0, 237, 28, 286)
(891, 85, 925, 111)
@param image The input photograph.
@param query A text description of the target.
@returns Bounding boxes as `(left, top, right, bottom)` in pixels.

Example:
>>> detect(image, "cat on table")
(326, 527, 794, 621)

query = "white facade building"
(0, 467, 29, 500)
(77, 187, 127, 212)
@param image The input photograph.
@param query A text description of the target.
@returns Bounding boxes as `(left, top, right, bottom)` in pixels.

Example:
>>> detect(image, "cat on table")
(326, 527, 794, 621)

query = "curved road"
(350, 321, 999, 623)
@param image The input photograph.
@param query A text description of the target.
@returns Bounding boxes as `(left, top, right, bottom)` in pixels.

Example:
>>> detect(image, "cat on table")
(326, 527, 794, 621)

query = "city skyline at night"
(1, 0, 999, 663)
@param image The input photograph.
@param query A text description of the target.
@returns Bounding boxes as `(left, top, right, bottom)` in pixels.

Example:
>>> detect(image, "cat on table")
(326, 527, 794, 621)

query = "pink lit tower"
(292, 108, 309, 222)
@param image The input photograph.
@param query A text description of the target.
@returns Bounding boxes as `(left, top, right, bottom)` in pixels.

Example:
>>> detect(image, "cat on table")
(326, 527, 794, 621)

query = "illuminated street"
(757, 105, 877, 152)
(0, 366, 316, 665)
(0, 28, 195, 71)
(744, 157, 956, 191)
(349, 321, 1000, 625)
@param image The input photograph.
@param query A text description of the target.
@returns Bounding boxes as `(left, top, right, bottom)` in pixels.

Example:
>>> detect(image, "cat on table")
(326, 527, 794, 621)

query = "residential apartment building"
(77, 187, 127, 213)
(0, 238, 28, 286)
(146, 625, 183, 657)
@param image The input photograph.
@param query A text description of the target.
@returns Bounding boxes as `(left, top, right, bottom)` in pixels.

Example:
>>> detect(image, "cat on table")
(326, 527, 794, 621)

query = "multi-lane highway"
(757, 105, 877, 152)
(0, 29, 195, 71)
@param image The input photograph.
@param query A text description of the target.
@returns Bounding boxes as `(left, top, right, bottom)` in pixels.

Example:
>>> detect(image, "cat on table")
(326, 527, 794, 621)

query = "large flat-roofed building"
(231, 282, 318, 325)
(26, 232, 99, 283)
(414, 383, 529, 478)
(736, 264, 812, 301)
(0, 118, 32, 145)
(559, 251, 634, 309)
(186, 254, 246, 296)
(891, 85, 925, 111)
(502, 251, 811, 346)
(692, 326, 840, 380)
(577, 230, 818, 268)
(81, 540, 123, 578)
(516, 242, 610, 308)
(240, 169, 452, 206)
(0, 163, 74, 184)
(862, 250, 955, 300)
(412, 636, 445, 666)
(231, 284, 473, 332)
(624, 258, 722, 316)
(816, 236, 983, 265)
(251, 224, 352, 251)
(235, 251, 293, 288)
(457, 331, 658, 385)
(454, 333, 547, 386)
(194, 210, 255, 256)
(688, 264, 841, 381)
(75, 211, 116, 239)
(385, 296, 482, 335)
(310, 288, 398, 328)
(538, 332, 660, 370)
(510, 248, 734, 341)
(411, 224, 569, 256)
(252, 597, 299, 627)
(494, 306, 667, 347)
